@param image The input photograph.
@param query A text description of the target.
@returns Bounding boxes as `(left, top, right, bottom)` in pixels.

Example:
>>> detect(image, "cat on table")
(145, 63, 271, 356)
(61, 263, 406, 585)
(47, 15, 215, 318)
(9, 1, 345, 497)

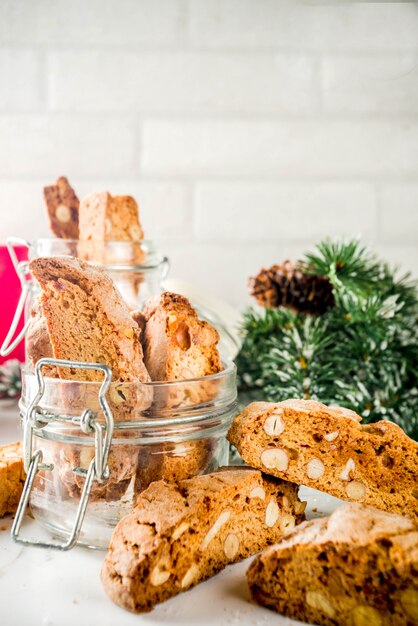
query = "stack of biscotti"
(227, 400, 418, 625)
(248, 502, 418, 625)
(28, 256, 152, 502)
(0, 442, 25, 518)
(101, 468, 306, 613)
(227, 399, 418, 523)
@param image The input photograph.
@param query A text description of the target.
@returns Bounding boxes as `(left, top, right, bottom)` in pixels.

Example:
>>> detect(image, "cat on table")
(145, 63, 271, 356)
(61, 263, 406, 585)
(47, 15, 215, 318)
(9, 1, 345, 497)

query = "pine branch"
(302, 239, 383, 298)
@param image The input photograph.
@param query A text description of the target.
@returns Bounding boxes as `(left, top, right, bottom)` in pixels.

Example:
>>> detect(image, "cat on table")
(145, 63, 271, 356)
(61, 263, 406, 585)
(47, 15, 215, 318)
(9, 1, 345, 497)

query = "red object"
(0, 245, 28, 364)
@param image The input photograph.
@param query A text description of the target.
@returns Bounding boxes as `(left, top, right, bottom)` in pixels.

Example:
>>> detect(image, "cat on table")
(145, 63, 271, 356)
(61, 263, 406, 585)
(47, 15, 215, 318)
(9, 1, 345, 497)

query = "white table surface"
(0, 402, 342, 626)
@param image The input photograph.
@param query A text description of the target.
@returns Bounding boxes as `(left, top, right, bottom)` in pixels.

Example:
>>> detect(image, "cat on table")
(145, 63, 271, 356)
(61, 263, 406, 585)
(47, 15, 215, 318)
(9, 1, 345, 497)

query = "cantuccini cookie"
(101, 468, 305, 613)
(142, 292, 222, 383)
(29, 256, 152, 501)
(227, 399, 418, 522)
(58, 442, 139, 502)
(26, 300, 147, 380)
(78, 191, 145, 306)
(0, 442, 25, 517)
(79, 192, 144, 243)
(25, 298, 58, 378)
(43, 176, 79, 239)
(134, 439, 216, 496)
(29, 256, 150, 384)
(134, 292, 224, 495)
(247, 503, 418, 626)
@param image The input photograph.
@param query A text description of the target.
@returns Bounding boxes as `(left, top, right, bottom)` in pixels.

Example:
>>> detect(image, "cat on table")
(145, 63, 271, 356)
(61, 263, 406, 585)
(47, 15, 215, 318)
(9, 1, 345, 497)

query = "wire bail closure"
(0, 237, 32, 357)
(12, 358, 114, 551)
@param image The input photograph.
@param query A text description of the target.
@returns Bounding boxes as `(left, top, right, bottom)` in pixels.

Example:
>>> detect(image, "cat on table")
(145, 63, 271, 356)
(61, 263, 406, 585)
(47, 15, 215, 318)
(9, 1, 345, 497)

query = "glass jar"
(15, 358, 237, 550)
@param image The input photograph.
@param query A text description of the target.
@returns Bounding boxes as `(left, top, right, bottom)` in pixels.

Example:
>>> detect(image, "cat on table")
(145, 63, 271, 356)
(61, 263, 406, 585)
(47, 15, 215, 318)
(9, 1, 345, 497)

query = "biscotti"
(247, 503, 418, 626)
(134, 439, 215, 496)
(29, 256, 153, 501)
(58, 441, 139, 502)
(78, 191, 145, 307)
(43, 176, 79, 239)
(29, 256, 150, 384)
(26, 299, 146, 379)
(79, 192, 144, 243)
(228, 399, 418, 523)
(142, 292, 222, 382)
(101, 468, 305, 613)
(0, 442, 25, 517)
(135, 292, 224, 494)
(27, 302, 145, 372)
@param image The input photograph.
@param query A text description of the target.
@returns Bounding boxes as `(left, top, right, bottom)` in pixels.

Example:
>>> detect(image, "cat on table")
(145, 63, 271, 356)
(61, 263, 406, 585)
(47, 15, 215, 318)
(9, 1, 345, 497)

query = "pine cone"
(249, 261, 334, 315)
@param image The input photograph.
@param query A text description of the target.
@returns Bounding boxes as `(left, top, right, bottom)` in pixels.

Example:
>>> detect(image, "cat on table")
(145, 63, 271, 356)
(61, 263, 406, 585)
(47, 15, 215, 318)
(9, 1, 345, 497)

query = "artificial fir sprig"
(237, 240, 418, 439)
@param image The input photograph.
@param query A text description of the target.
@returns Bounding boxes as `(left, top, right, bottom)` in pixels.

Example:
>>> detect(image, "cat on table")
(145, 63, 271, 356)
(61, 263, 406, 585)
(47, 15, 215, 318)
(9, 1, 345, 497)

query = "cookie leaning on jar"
(227, 399, 418, 523)
(28, 255, 152, 502)
(101, 468, 306, 613)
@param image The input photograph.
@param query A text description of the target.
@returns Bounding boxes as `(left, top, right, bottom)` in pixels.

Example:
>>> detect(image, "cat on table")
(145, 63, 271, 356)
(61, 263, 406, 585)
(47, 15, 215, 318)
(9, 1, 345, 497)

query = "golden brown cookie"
(29, 256, 150, 384)
(228, 399, 418, 523)
(79, 192, 144, 243)
(0, 442, 25, 517)
(43, 176, 79, 239)
(134, 292, 224, 497)
(247, 502, 418, 626)
(78, 191, 145, 305)
(101, 468, 305, 613)
(29, 256, 152, 502)
(142, 292, 222, 382)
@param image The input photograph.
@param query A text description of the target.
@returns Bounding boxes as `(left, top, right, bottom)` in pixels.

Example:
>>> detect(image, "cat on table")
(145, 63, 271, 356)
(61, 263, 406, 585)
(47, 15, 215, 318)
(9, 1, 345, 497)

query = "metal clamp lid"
(0, 237, 32, 357)
(12, 358, 114, 551)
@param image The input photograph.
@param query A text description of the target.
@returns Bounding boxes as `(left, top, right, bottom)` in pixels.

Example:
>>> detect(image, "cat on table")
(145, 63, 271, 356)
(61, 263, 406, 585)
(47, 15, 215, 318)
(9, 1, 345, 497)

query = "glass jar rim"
(28, 238, 167, 271)
(20, 359, 236, 389)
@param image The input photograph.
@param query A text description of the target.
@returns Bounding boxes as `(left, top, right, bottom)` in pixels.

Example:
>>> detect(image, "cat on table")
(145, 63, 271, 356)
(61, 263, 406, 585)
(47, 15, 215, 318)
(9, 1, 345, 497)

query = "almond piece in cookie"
(0, 442, 25, 518)
(101, 468, 305, 613)
(43, 176, 79, 239)
(247, 503, 418, 626)
(227, 399, 418, 523)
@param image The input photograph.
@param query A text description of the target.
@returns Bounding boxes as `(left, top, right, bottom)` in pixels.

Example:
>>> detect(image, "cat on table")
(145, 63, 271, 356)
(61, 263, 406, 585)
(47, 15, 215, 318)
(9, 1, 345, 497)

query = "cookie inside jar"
(21, 250, 237, 548)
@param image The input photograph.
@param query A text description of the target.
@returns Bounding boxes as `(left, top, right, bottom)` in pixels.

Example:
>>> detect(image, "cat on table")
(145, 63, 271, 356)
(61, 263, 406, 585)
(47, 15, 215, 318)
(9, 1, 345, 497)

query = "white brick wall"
(0, 0, 417, 308)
